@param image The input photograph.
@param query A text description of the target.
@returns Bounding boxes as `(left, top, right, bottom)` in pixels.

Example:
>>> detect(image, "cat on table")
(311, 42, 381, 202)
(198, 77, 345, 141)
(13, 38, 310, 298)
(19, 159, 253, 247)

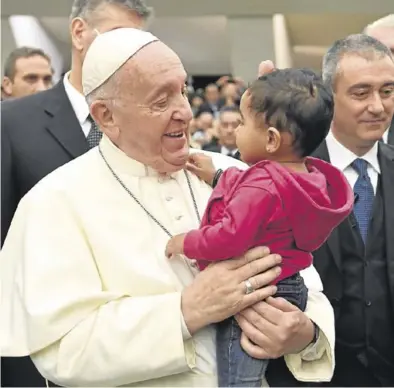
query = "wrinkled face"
(236, 92, 269, 164)
(218, 111, 241, 148)
(71, 3, 145, 61)
(100, 42, 193, 173)
(205, 85, 219, 104)
(368, 27, 394, 55)
(2, 55, 53, 98)
(332, 54, 394, 149)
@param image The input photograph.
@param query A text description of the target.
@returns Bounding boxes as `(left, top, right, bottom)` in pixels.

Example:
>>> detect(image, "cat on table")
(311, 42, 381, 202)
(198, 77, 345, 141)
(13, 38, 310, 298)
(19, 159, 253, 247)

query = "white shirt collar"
(63, 71, 90, 126)
(382, 128, 389, 144)
(221, 145, 238, 156)
(325, 131, 380, 174)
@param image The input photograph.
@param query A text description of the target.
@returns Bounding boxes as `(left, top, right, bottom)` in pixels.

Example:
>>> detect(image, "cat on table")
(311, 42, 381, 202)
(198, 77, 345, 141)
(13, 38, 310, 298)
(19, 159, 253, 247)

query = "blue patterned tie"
(351, 158, 374, 243)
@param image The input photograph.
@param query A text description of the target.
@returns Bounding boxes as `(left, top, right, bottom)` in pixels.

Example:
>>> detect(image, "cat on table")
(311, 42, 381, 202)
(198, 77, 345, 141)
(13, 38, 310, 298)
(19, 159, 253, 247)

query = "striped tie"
(87, 115, 103, 149)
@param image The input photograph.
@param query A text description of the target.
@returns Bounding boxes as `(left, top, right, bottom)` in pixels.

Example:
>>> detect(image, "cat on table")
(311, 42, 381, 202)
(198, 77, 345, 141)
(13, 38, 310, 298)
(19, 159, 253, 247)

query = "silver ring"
(244, 279, 255, 294)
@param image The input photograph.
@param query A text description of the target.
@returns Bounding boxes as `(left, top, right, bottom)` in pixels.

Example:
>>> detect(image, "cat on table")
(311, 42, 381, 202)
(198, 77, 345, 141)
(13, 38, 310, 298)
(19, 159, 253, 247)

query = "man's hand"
(165, 233, 186, 258)
(236, 297, 315, 359)
(181, 247, 282, 335)
(258, 60, 275, 77)
(186, 153, 216, 185)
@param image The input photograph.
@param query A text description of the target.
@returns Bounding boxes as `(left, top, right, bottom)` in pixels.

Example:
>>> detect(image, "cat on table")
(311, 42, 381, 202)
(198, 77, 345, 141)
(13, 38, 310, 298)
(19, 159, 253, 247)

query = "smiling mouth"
(363, 119, 386, 123)
(164, 131, 184, 138)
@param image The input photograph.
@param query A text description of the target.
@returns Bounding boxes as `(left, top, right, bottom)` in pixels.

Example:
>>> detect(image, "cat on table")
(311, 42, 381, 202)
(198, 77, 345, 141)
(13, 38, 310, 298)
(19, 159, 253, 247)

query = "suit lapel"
(44, 81, 88, 158)
(387, 118, 394, 146)
(313, 141, 342, 272)
(379, 143, 394, 308)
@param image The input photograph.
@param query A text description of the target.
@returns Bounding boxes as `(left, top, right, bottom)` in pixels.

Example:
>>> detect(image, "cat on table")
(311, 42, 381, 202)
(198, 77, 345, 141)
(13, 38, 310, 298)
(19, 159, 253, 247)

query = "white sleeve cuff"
(181, 313, 192, 340)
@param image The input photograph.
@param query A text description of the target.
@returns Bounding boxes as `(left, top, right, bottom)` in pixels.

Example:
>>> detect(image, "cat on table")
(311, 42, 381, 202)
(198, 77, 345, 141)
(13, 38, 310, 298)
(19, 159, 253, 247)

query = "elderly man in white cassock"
(0, 28, 335, 387)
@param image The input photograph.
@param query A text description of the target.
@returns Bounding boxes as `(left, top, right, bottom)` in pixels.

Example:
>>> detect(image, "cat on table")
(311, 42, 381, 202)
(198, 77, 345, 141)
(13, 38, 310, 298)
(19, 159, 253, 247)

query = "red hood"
(260, 157, 354, 252)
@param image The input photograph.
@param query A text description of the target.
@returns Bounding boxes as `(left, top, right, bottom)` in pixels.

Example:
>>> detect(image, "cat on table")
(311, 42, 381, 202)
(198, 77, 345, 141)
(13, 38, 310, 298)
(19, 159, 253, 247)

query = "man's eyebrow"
(349, 81, 394, 90)
(148, 77, 188, 100)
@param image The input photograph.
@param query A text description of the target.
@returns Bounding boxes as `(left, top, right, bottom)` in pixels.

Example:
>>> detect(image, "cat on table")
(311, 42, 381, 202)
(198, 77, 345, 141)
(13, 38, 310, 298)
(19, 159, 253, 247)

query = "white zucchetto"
(82, 27, 159, 96)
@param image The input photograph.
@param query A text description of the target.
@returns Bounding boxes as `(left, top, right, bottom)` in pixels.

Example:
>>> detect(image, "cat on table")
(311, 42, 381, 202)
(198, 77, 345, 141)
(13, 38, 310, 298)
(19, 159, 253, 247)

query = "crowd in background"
(2, 13, 393, 160)
(1, 1, 394, 386)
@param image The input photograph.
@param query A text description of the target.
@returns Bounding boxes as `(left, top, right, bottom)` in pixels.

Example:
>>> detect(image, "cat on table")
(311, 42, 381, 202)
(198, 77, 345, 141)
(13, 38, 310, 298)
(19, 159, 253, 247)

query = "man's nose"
(368, 94, 384, 115)
(174, 98, 193, 122)
(35, 80, 49, 92)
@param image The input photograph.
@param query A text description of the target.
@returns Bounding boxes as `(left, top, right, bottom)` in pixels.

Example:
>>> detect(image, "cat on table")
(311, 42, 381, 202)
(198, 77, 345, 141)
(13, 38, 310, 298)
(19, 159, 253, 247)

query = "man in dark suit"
(203, 106, 241, 160)
(1, 0, 152, 386)
(267, 34, 394, 387)
(197, 83, 225, 118)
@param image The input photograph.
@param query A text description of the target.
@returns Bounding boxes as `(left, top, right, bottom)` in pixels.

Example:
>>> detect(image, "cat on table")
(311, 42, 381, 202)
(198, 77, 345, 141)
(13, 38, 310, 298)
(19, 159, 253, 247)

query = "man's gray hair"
(322, 34, 393, 92)
(364, 14, 394, 34)
(70, 0, 153, 22)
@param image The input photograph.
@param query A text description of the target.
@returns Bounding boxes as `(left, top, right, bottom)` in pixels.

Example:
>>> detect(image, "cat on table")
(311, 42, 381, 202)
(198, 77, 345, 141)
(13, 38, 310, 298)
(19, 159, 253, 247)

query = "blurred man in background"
(191, 111, 215, 147)
(364, 14, 394, 54)
(1, 1, 152, 386)
(197, 83, 224, 117)
(364, 14, 394, 145)
(1, 47, 53, 99)
(203, 106, 241, 159)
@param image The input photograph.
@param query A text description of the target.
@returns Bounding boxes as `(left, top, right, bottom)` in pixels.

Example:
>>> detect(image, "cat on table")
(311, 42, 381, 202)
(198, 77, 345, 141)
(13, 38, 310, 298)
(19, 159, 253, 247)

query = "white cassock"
(0, 135, 335, 387)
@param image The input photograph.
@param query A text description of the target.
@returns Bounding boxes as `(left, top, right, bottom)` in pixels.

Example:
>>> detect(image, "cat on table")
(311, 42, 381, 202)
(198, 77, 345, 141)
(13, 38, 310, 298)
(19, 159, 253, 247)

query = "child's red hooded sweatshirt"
(184, 157, 354, 282)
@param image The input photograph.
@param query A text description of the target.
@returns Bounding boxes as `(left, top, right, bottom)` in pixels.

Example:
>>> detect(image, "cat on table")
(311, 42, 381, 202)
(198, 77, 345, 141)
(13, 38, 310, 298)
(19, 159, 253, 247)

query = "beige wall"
(1, 18, 16, 77)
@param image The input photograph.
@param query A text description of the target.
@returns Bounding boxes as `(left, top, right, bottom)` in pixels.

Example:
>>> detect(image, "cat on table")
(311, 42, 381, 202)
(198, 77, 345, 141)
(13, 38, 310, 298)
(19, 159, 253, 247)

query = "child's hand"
(165, 234, 186, 258)
(186, 153, 216, 186)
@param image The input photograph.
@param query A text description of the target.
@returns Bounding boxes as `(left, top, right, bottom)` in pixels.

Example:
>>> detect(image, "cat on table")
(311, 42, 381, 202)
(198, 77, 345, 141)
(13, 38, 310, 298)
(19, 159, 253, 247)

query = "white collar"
(63, 71, 90, 126)
(325, 131, 380, 174)
(221, 145, 237, 156)
(99, 134, 182, 178)
(382, 128, 389, 143)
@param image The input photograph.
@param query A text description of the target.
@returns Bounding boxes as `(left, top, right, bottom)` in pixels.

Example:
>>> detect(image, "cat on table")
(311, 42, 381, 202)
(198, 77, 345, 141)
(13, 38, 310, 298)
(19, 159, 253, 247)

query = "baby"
(166, 68, 354, 387)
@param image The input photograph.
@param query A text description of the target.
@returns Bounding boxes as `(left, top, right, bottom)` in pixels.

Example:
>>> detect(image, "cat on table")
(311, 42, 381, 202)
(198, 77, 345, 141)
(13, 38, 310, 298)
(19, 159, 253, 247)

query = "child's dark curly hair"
(248, 68, 333, 157)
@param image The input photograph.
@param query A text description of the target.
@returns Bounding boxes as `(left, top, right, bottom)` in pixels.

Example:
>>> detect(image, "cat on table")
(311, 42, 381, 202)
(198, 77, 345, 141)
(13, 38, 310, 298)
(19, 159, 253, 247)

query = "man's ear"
(70, 17, 89, 52)
(90, 100, 119, 139)
(2, 77, 13, 97)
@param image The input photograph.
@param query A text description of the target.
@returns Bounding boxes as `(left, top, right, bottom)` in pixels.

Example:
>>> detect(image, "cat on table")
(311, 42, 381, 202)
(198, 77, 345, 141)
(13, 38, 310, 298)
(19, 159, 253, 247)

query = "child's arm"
(183, 186, 277, 261)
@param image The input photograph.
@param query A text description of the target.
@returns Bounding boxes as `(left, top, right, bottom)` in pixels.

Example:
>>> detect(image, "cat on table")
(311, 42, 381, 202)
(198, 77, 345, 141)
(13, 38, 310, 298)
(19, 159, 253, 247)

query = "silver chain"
(99, 146, 201, 238)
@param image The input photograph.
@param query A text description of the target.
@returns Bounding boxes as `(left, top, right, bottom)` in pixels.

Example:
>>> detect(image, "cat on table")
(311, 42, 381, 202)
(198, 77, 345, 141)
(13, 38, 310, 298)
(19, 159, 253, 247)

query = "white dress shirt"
(382, 128, 389, 144)
(63, 72, 91, 137)
(220, 145, 238, 157)
(325, 131, 380, 194)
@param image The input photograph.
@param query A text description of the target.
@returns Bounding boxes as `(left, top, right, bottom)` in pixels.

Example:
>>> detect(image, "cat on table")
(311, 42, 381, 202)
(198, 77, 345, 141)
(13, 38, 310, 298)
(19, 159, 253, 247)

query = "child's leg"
(216, 317, 269, 387)
(275, 273, 308, 311)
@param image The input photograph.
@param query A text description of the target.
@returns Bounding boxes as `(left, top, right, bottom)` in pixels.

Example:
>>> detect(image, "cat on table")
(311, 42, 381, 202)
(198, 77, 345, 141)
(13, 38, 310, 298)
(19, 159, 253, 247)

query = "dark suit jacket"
(196, 100, 225, 116)
(267, 140, 394, 387)
(1, 81, 89, 245)
(311, 140, 394, 310)
(1, 81, 89, 387)
(387, 118, 394, 146)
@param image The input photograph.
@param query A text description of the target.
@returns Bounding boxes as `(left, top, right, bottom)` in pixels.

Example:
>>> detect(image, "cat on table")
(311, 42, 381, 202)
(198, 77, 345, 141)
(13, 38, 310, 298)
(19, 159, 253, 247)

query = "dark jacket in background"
(1, 81, 89, 387)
